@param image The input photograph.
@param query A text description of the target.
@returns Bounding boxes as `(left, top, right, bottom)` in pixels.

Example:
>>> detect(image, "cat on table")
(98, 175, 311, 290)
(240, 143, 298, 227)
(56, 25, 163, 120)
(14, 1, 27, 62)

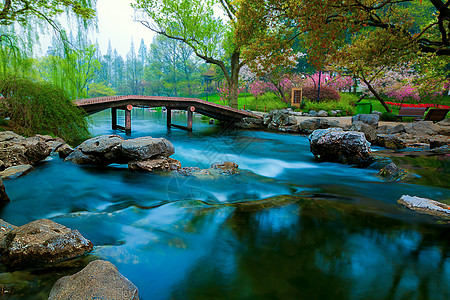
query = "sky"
(39, 0, 154, 57)
(94, 0, 155, 57)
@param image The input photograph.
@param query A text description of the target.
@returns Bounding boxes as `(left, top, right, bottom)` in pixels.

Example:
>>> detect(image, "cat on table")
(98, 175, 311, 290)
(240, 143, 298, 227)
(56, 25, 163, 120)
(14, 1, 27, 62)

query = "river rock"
(388, 124, 406, 134)
(298, 118, 341, 134)
(128, 157, 181, 172)
(78, 134, 123, 155)
(308, 128, 373, 166)
(211, 161, 239, 175)
(309, 110, 318, 117)
(352, 114, 379, 127)
(429, 136, 450, 149)
(437, 118, 450, 136)
(0, 144, 29, 168)
(404, 121, 439, 136)
(121, 137, 175, 160)
(0, 220, 16, 240)
(375, 134, 406, 150)
(317, 110, 328, 117)
(24, 141, 52, 164)
(0, 219, 93, 268)
(278, 125, 300, 133)
(0, 131, 25, 143)
(0, 179, 10, 202)
(348, 121, 377, 142)
(56, 144, 74, 159)
(377, 163, 407, 182)
(0, 165, 33, 180)
(48, 260, 139, 300)
(398, 195, 450, 218)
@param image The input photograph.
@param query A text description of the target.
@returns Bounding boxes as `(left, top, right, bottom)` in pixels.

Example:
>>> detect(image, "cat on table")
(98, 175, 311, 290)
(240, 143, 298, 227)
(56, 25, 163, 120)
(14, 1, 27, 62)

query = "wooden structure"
(291, 88, 302, 108)
(75, 95, 260, 133)
(424, 108, 449, 123)
(395, 107, 427, 121)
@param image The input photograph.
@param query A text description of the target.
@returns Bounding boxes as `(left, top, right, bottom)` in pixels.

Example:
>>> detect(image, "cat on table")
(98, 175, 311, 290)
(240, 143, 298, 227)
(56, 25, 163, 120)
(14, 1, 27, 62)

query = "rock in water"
(308, 128, 373, 166)
(211, 161, 239, 175)
(0, 220, 16, 240)
(0, 165, 33, 180)
(24, 141, 52, 164)
(128, 157, 181, 172)
(398, 195, 450, 218)
(121, 137, 175, 160)
(0, 219, 93, 268)
(0, 179, 10, 202)
(48, 260, 139, 300)
(377, 163, 407, 182)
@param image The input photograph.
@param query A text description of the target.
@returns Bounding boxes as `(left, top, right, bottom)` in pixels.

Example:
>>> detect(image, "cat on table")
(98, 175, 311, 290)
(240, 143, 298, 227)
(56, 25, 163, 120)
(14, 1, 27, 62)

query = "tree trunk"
(362, 78, 391, 113)
(228, 50, 240, 109)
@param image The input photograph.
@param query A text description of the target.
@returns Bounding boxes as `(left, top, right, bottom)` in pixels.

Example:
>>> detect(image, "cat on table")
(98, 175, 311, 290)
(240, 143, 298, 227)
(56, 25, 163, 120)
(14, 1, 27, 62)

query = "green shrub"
(380, 112, 397, 121)
(302, 85, 340, 102)
(0, 75, 90, 145)
(303, 97, 356, 116)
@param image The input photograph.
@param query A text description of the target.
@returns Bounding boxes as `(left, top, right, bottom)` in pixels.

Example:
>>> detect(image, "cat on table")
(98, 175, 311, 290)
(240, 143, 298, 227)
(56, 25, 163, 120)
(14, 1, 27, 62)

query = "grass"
(200, 93, 288, 112)
(200, 92, 450, 119)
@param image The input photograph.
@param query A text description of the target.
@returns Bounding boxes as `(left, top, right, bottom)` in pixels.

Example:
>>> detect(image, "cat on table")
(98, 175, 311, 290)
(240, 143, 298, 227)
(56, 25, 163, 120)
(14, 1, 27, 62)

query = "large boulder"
(121, 137, 175, 160)
(78, 134, 124, 155)
(0, 179, 10, 202)
(352, 114, 380, 127)
(128, 157, 181, 172)
(65, 135, 124, 165)
(398, 195, 450, 218)
(24, 141, 52, 164)
(0, 143, 29, 169)
(404, 121, 439, 136)
(0, 219, 93, 268)
(308, 128, 373, 166)
(374, 134, 407, 150)
(0, 131, 25, 143)
(66, 135, 175, 165)
(0, 220, 16, 240)
(348, 121, 377, 142)
(49, 260, 139, 300)
(437, 118, 450, 136)
(298, 118, 341, 134)
(0, 165, 33, 180)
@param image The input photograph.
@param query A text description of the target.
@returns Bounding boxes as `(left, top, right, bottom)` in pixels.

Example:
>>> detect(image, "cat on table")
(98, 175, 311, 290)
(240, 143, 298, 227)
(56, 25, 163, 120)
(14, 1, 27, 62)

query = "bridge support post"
(187, 106, 195, 132)
(167, 108, 172, 128)
(125, 106, 132, 134)
(111, 108, 117, 130)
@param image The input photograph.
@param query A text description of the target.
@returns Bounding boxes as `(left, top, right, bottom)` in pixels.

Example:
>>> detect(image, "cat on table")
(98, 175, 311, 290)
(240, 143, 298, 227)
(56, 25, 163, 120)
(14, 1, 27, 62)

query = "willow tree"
(133, 0, 248, 108)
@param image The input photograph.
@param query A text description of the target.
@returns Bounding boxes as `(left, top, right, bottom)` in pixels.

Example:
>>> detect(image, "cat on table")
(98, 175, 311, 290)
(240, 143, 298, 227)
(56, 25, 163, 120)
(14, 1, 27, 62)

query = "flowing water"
(1, 109, 450, 299)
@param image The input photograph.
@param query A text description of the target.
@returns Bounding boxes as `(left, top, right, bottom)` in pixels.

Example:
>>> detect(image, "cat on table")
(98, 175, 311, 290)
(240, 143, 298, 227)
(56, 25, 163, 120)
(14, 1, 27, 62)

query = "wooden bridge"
(75, 95, 260, 133)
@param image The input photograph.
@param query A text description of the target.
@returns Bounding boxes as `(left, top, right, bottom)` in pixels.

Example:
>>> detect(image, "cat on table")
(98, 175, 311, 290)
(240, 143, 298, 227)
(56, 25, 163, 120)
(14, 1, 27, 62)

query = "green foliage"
(302, 85, 340, 102)
(380, 112, 397, 122)
(239, 93, 287, 111)
(0, 75, 90, 144)
(88, 83, 116, 98)
(302, 93, 356, 116)
(0, 0, 96, 26)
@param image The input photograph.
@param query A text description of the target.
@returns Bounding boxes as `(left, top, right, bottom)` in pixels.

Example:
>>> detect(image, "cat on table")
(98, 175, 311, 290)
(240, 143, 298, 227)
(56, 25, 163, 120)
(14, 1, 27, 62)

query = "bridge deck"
(75, 95, 260, 121)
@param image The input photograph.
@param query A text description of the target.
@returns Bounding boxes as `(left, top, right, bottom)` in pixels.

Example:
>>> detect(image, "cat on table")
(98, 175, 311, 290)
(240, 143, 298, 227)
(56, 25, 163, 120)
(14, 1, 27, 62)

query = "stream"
(1, 108, 450, 299)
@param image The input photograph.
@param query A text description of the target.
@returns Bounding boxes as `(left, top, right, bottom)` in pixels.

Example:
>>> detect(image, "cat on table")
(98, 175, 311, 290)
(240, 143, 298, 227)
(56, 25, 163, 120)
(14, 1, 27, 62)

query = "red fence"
(385, 101, 450, 110)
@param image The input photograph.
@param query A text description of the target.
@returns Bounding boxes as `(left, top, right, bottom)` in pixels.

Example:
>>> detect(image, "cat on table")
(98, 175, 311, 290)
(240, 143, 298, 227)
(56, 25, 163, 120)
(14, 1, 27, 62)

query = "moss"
(0, 75, 91, 145)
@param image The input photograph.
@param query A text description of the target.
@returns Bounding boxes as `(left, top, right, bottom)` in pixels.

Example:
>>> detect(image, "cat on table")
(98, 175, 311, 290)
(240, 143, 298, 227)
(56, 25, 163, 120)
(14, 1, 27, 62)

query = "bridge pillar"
(167, 108, 172, 128)
(187, 106, 195, 132)
(125, 105, 132, 134)
(111, 108, 117, 130)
